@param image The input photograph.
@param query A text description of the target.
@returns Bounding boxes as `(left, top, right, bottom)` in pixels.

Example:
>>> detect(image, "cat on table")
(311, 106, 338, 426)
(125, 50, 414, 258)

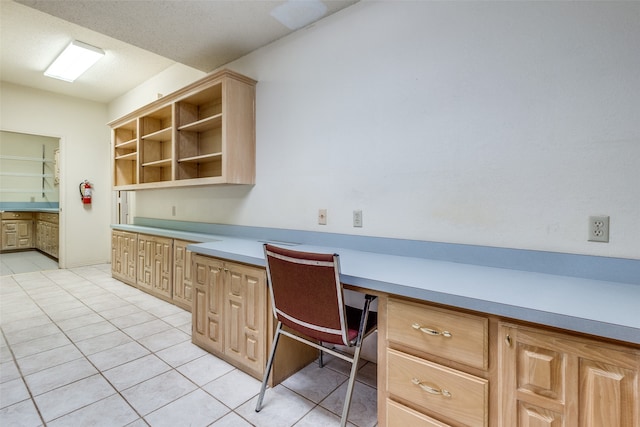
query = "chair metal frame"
(255, 244, 377, 427)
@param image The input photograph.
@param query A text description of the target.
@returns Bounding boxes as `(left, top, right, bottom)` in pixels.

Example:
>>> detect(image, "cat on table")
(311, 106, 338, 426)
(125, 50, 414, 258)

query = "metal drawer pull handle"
(412, 378, 452, 397)
(412, 323, 452, 338)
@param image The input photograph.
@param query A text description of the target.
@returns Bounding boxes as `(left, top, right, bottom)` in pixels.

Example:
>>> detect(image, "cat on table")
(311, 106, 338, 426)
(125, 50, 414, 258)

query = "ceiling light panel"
(271, 0, 328, 30)
(44, 40, 105, 82)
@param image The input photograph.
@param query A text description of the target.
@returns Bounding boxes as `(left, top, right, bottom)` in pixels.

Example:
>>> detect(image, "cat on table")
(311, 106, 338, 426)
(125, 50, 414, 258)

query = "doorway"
(0, 130, 61, 270)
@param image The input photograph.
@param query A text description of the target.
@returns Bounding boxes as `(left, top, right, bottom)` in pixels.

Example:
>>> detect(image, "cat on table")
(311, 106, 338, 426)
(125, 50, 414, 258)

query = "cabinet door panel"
(579, 359, 637, 427)
(517, 344, 564, 401)
(518, 402, 564, 427)
(500, 323, 640, 427)
(137, 237, 153, 290)
(193, 284, 207, 340)
(173, 240, 194, 309)
(223, 263, 266, 376)
(151, 238, 172, 298)
(207, 262, 223, 351)
(2, 224, 17, 249)
(112, 231, 136, 285)
(192, 256, 223, 353)
(17, 221, 32, 248)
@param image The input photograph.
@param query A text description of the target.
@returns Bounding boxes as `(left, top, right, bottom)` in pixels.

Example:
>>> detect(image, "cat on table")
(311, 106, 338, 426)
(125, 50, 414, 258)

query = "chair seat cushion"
(345, 305, 377, 345)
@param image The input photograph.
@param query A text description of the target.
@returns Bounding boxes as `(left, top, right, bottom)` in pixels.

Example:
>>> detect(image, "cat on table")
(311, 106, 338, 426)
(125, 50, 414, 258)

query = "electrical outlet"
(318, 209, 327, 225)
(588, 215, 609, 242)
(172, 206, 176, 216)
(353, 210, 363, 227)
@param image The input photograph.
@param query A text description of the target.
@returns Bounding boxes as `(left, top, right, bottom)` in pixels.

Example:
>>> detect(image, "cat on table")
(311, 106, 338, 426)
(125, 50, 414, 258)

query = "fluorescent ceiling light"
(271, 0, 328, 30)
(44, 40, 105, 82)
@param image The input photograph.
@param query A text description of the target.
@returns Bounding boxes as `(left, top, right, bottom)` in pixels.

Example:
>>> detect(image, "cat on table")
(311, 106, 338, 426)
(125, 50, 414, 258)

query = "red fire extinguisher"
(79, 180, 92, 204)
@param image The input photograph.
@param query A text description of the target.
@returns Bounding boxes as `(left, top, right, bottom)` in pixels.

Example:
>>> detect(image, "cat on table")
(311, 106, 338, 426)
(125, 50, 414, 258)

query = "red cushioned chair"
(255, 244, 377, 427)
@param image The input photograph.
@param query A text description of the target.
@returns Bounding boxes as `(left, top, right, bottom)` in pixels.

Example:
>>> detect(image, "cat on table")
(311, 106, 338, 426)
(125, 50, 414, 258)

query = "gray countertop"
(1, 209, 59, 213)
(111, 223, 640, 345)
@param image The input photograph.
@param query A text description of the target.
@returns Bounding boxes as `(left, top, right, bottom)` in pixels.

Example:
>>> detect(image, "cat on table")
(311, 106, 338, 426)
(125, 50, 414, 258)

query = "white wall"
(115, 1, 640, 259)
(1, 82, 111, 268)
(107, 63, 205, 120)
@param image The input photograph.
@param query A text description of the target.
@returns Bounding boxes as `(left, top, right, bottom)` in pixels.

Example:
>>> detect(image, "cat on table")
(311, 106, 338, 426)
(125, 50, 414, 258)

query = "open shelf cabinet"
(113, 119, 138, 187)
(109, 69, 256, 190)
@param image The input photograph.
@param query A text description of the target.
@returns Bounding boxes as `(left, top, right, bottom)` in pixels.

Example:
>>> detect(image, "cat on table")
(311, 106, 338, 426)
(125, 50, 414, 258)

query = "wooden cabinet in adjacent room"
(136, 233, 173, 301)
(35, 212, 58, 258)
(499, 322, 640, 427)
(1, 212, 33, 250)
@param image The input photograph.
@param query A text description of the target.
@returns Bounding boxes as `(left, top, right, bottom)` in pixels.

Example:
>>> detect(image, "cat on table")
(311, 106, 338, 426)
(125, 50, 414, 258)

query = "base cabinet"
(2, 212, 58, 258)
(192, 254, 266, 378)
(111, 231, 195, 310)
(380, 297, 640, 427)
(35, 213, 59, 258)
(381, 297, 491, 427)
(499, 322, 640, 427)
(191, 253, 317, 384)
(1, 212, 34, 250)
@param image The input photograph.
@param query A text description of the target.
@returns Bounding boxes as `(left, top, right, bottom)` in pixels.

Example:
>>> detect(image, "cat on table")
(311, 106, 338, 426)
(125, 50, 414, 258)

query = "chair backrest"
(263, 244, 350, 346)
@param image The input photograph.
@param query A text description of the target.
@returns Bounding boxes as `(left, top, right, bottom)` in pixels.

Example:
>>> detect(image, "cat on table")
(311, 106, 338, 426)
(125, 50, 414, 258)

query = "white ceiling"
(0, 0, 357, 103)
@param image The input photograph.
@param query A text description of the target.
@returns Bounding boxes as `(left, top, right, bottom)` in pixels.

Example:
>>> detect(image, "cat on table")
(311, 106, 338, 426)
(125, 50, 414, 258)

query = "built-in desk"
(113, 221, 640, 426)
(186, 239, 640, 345)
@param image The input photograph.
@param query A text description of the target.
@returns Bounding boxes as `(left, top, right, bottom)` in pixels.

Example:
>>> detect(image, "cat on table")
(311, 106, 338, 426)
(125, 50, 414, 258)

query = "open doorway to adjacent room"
(0, 130, 60, 274)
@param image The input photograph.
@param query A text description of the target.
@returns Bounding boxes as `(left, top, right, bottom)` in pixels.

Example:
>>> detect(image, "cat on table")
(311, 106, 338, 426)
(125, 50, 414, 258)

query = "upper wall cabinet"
(109, 69, 256, 190)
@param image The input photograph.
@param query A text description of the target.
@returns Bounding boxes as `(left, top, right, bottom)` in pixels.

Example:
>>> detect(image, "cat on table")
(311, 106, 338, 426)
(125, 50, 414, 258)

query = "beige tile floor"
(0, 258, 378, 426)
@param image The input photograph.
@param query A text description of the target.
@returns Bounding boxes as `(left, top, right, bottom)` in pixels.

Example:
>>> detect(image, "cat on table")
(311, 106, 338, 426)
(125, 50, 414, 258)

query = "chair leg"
(339, 296, 374, 426)
(255, 321, 283, 412)
(318, 343, 324, 368)
(340, 342, 363, 427)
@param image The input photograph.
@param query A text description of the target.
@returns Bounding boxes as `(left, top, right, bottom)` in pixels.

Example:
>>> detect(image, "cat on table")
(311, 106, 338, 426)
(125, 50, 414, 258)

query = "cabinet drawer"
(2, 212, 33, 220)
(387, 298, 488, 369)
(387, 348, 488, 427)
(387, 399, 451, 427)
(37, 213, 58, 223)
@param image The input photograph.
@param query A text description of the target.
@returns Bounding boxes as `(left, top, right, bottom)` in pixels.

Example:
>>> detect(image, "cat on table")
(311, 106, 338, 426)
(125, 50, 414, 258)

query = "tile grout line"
(5, 268, 149, 424)
(3, 263, 378, 426)
(6, 268, 149, 426)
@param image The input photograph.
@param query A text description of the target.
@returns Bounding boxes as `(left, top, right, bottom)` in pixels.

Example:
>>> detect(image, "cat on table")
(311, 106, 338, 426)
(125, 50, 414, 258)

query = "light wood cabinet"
(191, 254, 267, 378)
(110, 69, 256, 190)
(381, 297, 640, 427)
(136, 233, 173, 301)
(173, 239, 195, 311)
(192, 255, 225, 353)
(111, 230, 137, 285)
(499, 322, 640, 427)
(111, 231, 193, 310)
(223, 261, 268, 376)
(1, 212, 33, 250)
(381, 297, 491, 427)
(35, 212, 58, 259)
(191, 253, 317, 384)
